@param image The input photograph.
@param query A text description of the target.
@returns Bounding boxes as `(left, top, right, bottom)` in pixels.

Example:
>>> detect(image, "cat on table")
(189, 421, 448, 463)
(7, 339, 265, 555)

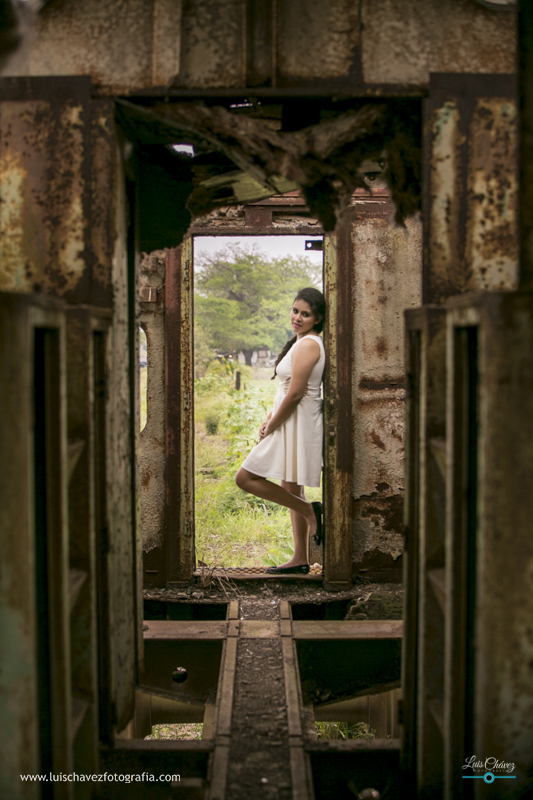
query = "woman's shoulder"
(293, 334, 324, 360)
(297, 334, 324, 351)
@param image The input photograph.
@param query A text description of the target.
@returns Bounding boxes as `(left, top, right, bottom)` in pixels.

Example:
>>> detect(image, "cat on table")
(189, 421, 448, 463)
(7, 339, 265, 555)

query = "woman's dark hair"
(272, 287, 326, 378)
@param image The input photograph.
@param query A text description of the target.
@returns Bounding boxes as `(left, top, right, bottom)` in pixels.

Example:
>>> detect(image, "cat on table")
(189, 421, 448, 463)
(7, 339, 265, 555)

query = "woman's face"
(290, 298, 320, 336)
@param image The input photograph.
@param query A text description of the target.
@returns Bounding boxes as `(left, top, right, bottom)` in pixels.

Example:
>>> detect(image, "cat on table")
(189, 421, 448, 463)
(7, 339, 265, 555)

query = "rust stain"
(359, 376, 406, 390)
(0, 101, 50, 291)
(370, 430, 386, 451)
(354, 493, 404, 535)
(90, 101, 115, 304)
(375, 336, 388, 357)
(44, 101, 87, 296)
(141, 471, 151, 488)
(466, 98, 518, 291)
(429, 101, 466, 303)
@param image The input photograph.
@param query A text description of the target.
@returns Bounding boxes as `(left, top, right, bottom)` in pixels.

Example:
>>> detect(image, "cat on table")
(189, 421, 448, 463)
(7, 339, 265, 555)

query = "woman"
(235, 287, 326, 574)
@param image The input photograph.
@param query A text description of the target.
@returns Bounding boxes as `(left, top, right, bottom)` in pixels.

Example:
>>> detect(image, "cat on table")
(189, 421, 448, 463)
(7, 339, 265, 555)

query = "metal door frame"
(163, 224, 354, 585)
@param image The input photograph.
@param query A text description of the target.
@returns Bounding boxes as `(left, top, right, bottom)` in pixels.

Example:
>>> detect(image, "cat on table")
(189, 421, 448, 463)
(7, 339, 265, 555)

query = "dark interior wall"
(138, 147, 194, 253)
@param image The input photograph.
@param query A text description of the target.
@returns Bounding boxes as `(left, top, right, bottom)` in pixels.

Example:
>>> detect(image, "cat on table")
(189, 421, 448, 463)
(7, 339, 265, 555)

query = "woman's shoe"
(265, 564, 310, 574)
(311, 501, 324, 546)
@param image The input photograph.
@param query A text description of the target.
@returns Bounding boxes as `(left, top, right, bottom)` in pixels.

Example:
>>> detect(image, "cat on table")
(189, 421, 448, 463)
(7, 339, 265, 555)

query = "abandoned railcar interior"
(0, 1, 531, 799)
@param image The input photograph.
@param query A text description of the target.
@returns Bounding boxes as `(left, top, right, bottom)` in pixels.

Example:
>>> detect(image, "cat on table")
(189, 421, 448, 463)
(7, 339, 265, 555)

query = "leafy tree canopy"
(194, 244, 322, 362)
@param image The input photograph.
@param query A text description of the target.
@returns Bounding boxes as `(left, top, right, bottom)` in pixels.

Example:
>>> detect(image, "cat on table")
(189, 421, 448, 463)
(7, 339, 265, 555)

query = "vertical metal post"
(323, 223, 353, 589)
(165, 238, 195, 582)
(519, 0, 533, 288)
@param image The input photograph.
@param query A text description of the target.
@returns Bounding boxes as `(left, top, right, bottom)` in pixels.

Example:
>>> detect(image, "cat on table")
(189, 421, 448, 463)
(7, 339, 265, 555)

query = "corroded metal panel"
(178, 0, 244, 89)
(425, 101, 465, 302)
(0, 0, 516, 95)
(0, 101, 49, 291)
(0, 293, 73, 799)
(165, 239, 195, 582)
(190, 193, 324, 236)
(0, 294, 41, 799)
(402, 307, 447, 793)
(323, 226, 353, 589)
(276, 0, 360, 87)
(423, 74, 518, 304)
(352, 207, 422, 579)
(361, 0, 516, 87)
(519, 0, 533, 289)
(466, 98, 518, 291)
(0, 77, 92, 302)
(90, 99, 116, 307)
(444, 292, 533, 799)
(106, 147, 138, 730)
(3, 0, 175, 94)
(140, 253, 167, 584)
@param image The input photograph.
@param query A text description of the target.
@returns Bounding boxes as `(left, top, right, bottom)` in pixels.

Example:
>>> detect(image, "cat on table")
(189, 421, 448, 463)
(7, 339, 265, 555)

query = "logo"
(463, 756, 516, 783)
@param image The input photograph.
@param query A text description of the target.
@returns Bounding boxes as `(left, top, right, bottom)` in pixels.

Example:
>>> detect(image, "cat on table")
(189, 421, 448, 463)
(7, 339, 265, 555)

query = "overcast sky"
(193, 235, 324, 268)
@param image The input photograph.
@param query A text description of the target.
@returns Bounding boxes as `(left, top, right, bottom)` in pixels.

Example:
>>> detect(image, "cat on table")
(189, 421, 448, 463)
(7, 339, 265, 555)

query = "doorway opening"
(193, 234, 324, 572)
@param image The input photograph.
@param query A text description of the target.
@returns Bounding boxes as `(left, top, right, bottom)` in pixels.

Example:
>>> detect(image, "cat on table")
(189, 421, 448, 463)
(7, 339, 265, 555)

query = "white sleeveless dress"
(240, 333, 325, 487)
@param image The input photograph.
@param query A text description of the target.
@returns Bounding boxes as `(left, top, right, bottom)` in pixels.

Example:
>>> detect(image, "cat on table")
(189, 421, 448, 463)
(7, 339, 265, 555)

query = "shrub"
(204, 413, 220, 435)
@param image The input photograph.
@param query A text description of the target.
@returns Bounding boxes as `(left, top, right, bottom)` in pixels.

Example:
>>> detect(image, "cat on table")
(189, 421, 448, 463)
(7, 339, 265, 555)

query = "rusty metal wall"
(106, 142, 140, 727)
(360, 0, 515, 88)
(423, 74, 518, 304)
(139, 252, 167, 564)
(443, 292, 533, 799)
(2, 0, 182, 96)
(0, 0, 516, 95)
(0, 77, 92, 300)
(0, 80, 141, 738)
(351, 193, 423, 580)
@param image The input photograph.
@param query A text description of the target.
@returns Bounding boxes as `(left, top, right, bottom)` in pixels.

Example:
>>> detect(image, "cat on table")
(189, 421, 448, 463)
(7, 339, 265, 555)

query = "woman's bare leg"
(280, 481, 309, 566)
(235, 468, 317, 539)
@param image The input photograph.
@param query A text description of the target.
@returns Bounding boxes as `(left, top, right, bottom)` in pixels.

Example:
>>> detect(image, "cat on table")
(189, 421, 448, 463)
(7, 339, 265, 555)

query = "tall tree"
(194, 244, 322, 365)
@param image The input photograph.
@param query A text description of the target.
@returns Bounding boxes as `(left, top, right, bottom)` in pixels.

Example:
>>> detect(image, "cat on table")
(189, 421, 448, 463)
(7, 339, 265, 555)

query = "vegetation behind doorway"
(193, 235, 323, 569)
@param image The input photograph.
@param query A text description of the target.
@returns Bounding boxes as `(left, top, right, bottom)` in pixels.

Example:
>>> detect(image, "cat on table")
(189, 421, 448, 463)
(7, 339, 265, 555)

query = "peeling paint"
(0, 101, 50, 292)
(429, 102, 465, 298)
(466, 98, 519, 291)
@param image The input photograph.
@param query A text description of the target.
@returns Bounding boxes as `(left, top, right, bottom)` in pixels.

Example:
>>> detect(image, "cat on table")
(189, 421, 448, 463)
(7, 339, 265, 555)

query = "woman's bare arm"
(263, 338, 320, 436)
(259, 411, 273, 440)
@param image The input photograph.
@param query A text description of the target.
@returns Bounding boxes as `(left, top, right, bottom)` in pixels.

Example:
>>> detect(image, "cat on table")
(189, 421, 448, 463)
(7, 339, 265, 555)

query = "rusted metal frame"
(402, 307, 447, 793)
(400, 312, 422, 782)
(444, 304, 480, 800)
(90, 313, 116, 744)
(125, 173, 145, 683)
(280, 612, 314, 800)
(323, 222, 353, 590)
(30, 300, 74, 799)
(207, 610, 239, 800)
(0, 77, 93, 302)
(519, 0, 533, 289)
(164, 239, 195, 582)
(422, 73, 517, 305)
(0, 294, 54, 795)
(125, 85, 427, 100)
(191, 225, 323, 236)
(448, 291, 533, 796)
(65, 308, 104, 768)
(292, 621, 403, 640)
(245, 0, 274, 89)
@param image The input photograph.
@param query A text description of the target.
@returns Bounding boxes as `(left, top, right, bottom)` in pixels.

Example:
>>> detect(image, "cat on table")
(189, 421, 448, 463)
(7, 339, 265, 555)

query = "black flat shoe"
(265, 564, 310, 574)
(311, 501, 324, 546)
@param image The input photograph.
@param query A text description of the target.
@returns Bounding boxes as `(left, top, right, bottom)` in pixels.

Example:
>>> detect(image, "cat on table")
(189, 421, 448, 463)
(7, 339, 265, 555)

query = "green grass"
(194, 374, 322, 568)
(315, 722, 375, 740)
(146, 723, 203, 740)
